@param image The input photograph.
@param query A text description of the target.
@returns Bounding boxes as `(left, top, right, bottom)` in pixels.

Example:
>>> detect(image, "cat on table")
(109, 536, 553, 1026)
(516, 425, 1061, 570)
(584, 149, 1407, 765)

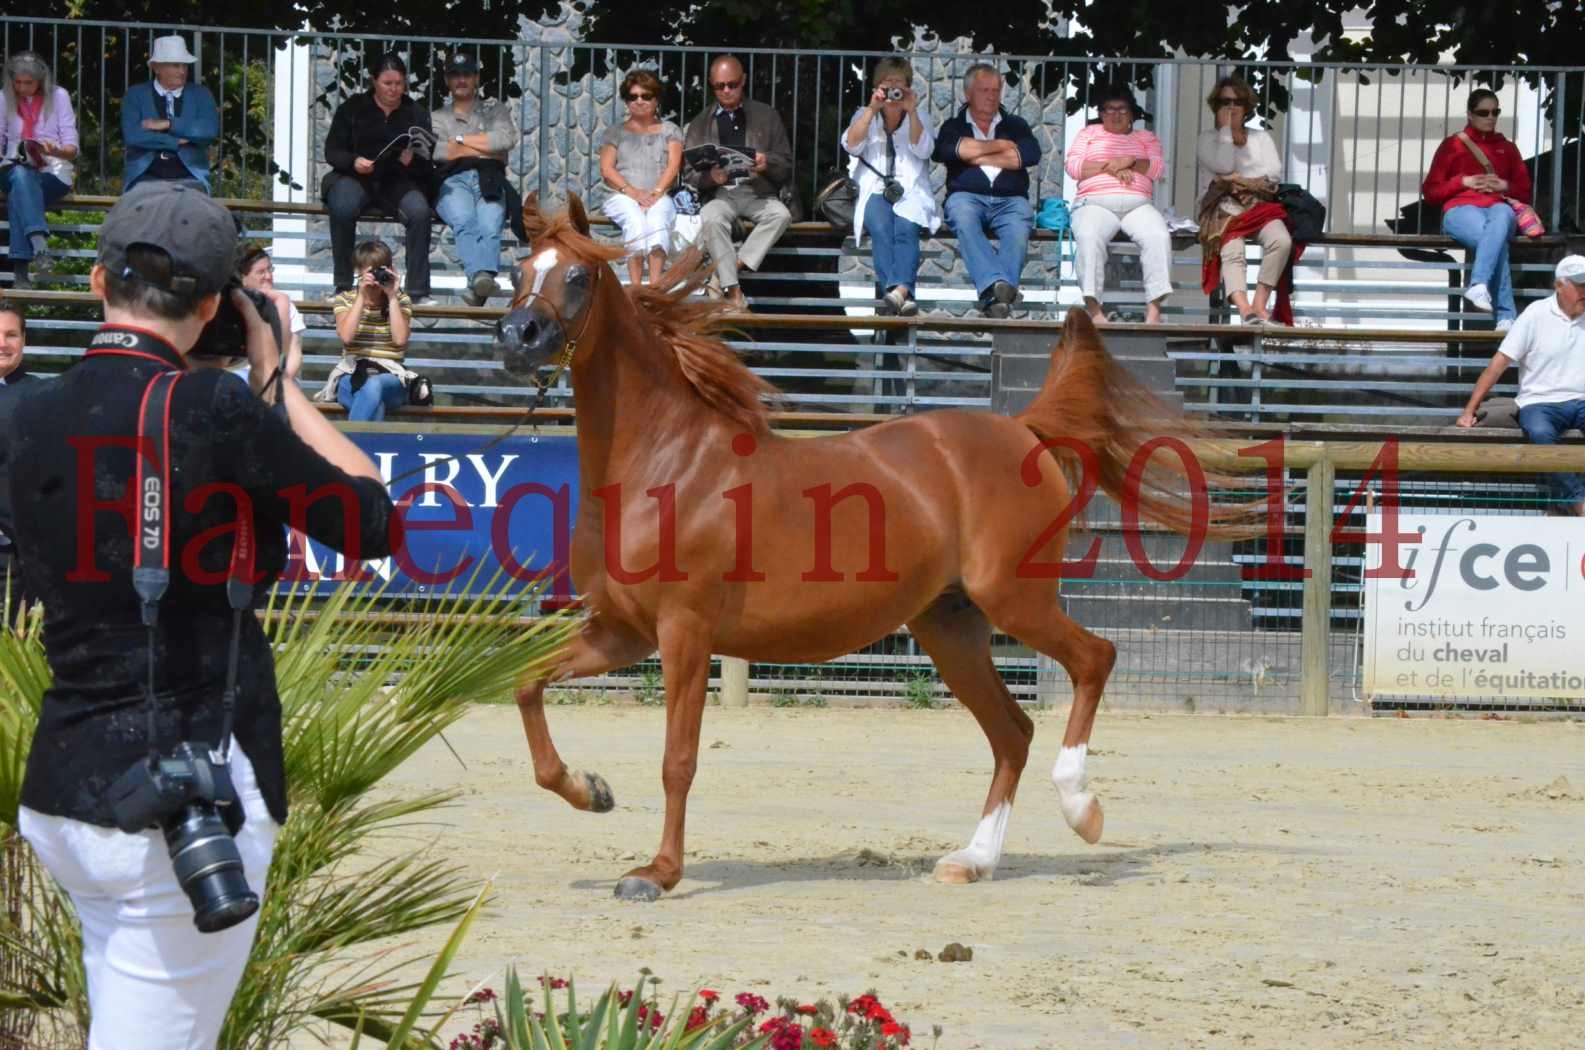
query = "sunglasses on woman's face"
(1471, 107, 1501, 118)
(628, 91, 654, 101)
(1215, 97, 1243, 108)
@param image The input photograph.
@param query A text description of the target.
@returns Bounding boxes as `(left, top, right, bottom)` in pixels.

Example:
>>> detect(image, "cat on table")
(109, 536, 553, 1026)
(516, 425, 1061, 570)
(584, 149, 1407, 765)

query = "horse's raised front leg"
(614, 612, 713, 901)
(907, 595, 1034, 885)
(515, 616, 653, 812)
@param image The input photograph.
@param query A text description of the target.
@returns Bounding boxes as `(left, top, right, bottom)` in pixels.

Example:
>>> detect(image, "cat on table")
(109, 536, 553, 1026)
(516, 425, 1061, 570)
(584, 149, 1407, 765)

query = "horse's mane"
(624, 250, 779, 436)
(524, 204, 777, 435)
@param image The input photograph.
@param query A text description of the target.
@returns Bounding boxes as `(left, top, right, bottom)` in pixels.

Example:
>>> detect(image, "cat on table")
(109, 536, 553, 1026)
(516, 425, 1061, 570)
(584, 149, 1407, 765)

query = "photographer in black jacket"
(2, 181, 395, 1049)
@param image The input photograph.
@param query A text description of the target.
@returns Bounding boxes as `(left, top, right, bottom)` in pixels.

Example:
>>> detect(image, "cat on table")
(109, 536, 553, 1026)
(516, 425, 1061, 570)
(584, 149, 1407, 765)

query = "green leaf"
(383, 879, 491, 1047)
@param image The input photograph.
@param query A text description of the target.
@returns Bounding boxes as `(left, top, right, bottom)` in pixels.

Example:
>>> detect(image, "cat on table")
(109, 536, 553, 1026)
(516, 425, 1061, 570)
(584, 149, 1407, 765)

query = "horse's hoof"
(1071, 798, 1104, 844)
(581, 771, 615, 813)
(614, 876, 664, 902)
(932, 860, 983, 885)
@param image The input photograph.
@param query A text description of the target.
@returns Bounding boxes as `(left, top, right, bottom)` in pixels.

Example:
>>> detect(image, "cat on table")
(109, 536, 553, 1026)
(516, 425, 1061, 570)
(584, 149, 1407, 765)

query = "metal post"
(1300, 457, 1335, 716)
(720, 656, 749, 707)
(1549, 72, 1567, 230)
(536, 44, 549, 201)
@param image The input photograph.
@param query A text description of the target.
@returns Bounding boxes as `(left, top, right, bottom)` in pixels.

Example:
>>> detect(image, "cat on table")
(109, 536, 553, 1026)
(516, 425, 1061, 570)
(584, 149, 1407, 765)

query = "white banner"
(1362, 514, 1585, 699)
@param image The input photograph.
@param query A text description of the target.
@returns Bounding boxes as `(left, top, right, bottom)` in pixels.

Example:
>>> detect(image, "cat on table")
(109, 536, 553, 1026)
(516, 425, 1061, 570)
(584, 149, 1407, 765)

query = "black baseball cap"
(445, 52, 479, 76)
(98, 181, 237, 297)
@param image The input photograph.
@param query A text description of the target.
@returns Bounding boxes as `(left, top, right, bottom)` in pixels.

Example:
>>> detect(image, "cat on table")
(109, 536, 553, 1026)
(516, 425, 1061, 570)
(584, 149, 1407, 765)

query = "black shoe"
(989, 280, 1018, 305)
(462, 271, 498, 307)
(982, 301, 1011, 320)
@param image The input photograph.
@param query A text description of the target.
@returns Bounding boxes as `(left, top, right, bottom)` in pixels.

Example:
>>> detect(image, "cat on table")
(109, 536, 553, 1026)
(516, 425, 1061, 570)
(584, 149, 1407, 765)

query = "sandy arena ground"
(361, 705, 1585, 1049)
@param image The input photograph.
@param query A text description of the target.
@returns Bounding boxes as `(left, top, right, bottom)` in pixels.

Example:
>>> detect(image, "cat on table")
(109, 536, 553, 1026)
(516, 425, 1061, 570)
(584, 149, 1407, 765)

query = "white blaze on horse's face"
(528, 247, 559, 300)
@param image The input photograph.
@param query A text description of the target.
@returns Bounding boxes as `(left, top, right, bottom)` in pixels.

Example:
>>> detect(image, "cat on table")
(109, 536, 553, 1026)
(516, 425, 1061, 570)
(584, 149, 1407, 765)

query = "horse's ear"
(520, 191, 542, 239)
(1060, 308, 1102, 348)
(567, 191, 591, 236)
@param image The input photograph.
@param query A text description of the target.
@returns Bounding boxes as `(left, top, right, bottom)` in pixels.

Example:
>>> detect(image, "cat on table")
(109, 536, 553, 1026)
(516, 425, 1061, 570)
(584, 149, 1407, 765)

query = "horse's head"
(495, 192, 607, 378)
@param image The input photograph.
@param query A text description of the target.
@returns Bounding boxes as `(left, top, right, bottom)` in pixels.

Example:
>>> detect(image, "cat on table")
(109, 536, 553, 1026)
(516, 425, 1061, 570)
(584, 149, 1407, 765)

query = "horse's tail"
(1015, 311, 1257, 538)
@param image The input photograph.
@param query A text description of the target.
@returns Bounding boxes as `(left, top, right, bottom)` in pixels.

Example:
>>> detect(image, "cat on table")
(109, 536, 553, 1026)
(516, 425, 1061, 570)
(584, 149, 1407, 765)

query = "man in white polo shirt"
(1457, 254, 1585, 514)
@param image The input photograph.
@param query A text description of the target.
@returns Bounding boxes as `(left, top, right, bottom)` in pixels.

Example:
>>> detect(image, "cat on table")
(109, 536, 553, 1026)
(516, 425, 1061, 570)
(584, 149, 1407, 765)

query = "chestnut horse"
(498, 194, 1234, 901)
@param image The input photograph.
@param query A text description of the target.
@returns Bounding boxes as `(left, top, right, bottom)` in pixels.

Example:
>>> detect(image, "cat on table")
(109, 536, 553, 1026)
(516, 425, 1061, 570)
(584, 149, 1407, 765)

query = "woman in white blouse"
(842, 57, 939, 316)
(1196, 76, 1291, 323)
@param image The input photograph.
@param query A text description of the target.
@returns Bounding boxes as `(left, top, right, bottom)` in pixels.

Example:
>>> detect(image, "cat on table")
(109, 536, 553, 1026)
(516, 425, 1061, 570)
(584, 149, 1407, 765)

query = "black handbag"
(814, 170, 858, 230)
(1276, 183, 1327, 242)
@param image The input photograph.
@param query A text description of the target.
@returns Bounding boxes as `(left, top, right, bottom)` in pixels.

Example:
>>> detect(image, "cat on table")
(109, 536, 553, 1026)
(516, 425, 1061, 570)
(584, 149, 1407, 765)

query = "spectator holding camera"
(323, 53, 435, 305)
(432, 52, 519, 307)
(681, 55, 794, 311)
(934, 63, 1041, 319)
(2, 51, 78, 289)
(2, 181, 393, 1050)
(600, 69, 683, 288)
(121, 34, 219, 193)
(238, 245, 304, 380)
(318, 238, 416, 422)
(841, 57, 937, 317)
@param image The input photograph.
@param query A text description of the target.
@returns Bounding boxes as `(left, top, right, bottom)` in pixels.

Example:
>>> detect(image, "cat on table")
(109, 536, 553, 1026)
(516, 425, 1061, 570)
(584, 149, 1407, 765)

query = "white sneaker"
(1464, 283, 1493, 312)
(1495, 318, 1514, 332)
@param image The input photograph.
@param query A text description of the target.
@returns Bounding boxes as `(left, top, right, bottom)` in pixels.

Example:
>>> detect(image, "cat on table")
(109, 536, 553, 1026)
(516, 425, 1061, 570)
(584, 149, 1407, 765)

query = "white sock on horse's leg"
(934, 800, 1011, 882)
(1052, 744, 1104, 843)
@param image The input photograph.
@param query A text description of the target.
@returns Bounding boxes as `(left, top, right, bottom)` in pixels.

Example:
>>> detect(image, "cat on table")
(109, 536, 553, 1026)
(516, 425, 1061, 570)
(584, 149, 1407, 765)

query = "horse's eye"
(565, 265, 591, 291)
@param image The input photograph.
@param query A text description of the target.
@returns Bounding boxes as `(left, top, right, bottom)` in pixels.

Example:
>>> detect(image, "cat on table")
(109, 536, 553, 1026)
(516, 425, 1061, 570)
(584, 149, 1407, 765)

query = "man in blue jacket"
(933, 64, 1041, 318)
(121, 35, 219, 193)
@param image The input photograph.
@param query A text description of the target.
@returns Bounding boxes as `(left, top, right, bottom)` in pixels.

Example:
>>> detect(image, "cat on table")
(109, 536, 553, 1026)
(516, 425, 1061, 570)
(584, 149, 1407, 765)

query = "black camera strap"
(124, 349, 254, 765)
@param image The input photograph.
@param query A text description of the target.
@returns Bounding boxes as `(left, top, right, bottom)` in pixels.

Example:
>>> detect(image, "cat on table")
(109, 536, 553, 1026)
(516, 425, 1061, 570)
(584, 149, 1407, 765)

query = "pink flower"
(735, 992, 770, 1014)
(465, 987, 498, 1005)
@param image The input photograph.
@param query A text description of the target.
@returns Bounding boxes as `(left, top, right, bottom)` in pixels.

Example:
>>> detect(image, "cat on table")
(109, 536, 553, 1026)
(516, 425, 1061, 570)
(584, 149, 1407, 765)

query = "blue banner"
(279, 432, 580, 602)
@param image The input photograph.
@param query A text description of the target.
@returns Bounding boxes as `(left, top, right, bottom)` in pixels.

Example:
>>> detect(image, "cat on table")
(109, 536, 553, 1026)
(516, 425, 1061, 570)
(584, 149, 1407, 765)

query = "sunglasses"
(1101, 105, 1134, 114)
(1471, 107, 1501, 117)
(1214, 97, 1243, 108)
(627, 91, 655, 101)
(710, 79, 743, 91)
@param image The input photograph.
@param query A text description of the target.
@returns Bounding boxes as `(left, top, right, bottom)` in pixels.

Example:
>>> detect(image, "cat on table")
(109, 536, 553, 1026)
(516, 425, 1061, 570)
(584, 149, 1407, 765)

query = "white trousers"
(602, 193, 678, 256)
(19, 746, 279, 1050)
(1071, 194, 1173, 304)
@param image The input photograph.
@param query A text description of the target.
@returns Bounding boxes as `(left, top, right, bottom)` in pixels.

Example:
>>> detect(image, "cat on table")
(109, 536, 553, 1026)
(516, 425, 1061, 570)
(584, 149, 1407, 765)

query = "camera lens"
(885, 87, 905, 102)
(164, 805, 259, 933)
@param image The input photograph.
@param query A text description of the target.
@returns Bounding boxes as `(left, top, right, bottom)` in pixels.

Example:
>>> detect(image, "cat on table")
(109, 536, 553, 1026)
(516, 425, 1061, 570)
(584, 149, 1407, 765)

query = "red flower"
(735, 992, 771, 1014)
(464, 987, 498, 1005)
(882, 1020, 911, 1045)
(795, 1003, 819, 1015)
(536, 976, 568, 990)
(698, 988, 720, 1003)
(868, 1004, 895, 1024)
(847, 994, 881, 1017)
(686, 1005, 711, 1032)
(809, 1027, 838, 1047)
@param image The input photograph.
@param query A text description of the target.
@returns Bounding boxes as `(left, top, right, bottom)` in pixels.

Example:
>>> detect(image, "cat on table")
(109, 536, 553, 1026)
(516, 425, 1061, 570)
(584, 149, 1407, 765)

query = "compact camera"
(881, 180, 906, 205)
(190, 282, 283, 360)
(107, 743, 259, 933)
(884, 86, 906, 102)
(371, 265, 396, 286)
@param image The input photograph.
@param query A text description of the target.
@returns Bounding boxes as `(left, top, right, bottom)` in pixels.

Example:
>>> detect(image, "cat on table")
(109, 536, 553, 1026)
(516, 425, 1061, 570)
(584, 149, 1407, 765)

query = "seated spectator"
(933, 63, 1041, 319)
(121, 35, 218, 193)
(317, 239, 416, 422)
(841, 57, 937, 317)
(1423, 88, 1532, 330)
(432, 52, 519, 307)
(323, 54, 434, 304)
(2, 52, 77, 290)
(1457, 256, 1585, 515)
(681, 55, 794, 311)
(601, 69, 683, 288)
(1195, 76, 1290, 324)
(238, 245, 304, 380)
(1065, 85, 1170, 324)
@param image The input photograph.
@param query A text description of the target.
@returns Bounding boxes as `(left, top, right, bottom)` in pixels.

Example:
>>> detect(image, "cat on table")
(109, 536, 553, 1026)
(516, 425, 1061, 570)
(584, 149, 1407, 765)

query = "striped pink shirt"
(1065, 124, 1165, 199)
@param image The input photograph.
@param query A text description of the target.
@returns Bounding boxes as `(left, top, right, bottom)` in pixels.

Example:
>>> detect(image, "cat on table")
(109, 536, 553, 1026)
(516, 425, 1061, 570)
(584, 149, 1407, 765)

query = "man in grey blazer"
(681, 55, 794, 310)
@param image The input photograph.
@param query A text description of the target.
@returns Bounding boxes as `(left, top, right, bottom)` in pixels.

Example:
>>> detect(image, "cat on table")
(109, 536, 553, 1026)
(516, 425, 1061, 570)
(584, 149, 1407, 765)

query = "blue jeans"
(944, 192, 1033, 298)
(3, 167, 69, 260)
(863, 194, 923, 295)
(435, 169, 506, 278)
(337, 370, 408, 422)
(1443, 204, 1517, 322)
(1517, 400, 1585, 507)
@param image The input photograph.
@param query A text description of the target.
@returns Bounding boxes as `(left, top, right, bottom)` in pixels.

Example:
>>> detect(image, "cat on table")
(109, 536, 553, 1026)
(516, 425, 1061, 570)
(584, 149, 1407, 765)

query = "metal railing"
(4, 16, 1580, 232)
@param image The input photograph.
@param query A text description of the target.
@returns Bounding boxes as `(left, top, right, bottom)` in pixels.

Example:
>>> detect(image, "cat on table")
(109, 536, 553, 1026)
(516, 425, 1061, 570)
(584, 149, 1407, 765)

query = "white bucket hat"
(149, 35, 197, 64)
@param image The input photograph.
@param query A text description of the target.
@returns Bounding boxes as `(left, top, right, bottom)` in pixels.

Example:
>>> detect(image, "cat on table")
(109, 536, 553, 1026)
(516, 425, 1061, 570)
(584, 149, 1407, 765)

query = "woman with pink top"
(1065, 85, 1171, 324)
(1, 52, 78, 289)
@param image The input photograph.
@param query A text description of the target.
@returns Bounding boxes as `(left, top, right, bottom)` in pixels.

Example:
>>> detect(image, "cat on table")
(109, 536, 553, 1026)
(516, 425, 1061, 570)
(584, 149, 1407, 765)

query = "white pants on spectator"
(603, 193, 678, 256)
(1220, 217, 1292, 293)
(19, 746, 279, 1050)
(1071, 194, 1173, 305)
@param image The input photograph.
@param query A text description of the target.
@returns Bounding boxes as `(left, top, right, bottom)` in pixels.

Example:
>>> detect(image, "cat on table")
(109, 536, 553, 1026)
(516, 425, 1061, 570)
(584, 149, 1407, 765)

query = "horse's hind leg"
(515, 617, 653, 812)
(907, 594, 1034, 884)
(975, 588, 1114, 845)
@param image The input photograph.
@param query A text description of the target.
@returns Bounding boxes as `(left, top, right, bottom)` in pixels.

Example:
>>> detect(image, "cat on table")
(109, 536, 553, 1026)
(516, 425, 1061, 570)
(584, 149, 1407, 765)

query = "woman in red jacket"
(1421, 88, 1533, 329)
